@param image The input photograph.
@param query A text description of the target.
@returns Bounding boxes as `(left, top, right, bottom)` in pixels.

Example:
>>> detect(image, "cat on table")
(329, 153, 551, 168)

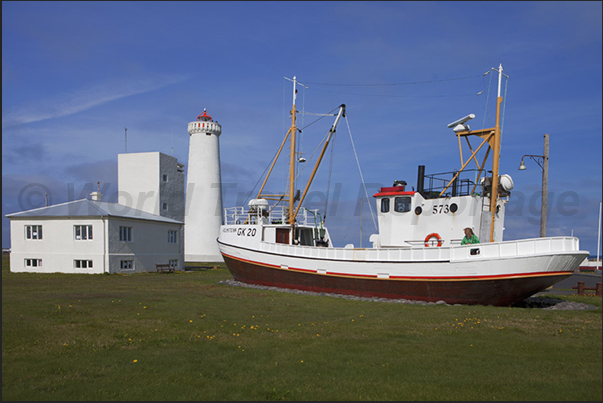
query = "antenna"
(125, 127, 128, 153)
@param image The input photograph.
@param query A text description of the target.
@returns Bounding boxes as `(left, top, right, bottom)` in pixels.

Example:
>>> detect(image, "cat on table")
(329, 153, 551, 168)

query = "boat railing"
(224, 205, 320, 226)
(421, 169, 486, 198)
(258, 236, 583, 265)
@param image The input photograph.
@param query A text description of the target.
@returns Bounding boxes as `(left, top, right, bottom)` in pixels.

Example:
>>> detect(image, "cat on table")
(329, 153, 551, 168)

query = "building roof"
(5, 199, 183, 224)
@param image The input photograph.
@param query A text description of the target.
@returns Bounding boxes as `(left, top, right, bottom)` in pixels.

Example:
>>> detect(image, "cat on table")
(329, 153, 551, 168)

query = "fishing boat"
(217, 66, 589, 306)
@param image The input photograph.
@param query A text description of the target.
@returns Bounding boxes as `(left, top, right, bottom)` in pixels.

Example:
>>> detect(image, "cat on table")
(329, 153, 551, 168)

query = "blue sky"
(2, 1, 602, 255)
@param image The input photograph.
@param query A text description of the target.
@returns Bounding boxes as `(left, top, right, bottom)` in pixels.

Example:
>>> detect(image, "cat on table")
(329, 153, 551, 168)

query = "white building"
(6, 195, 184, 274)
(185, 109, 224, 262)
(118, 151, 185, 222)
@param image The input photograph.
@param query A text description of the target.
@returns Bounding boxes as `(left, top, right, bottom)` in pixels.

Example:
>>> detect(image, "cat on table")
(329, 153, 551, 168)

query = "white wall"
(185, 120, 223, 262)
(118, 152, 161, 216)
(9, 218, 106, 274)
(107, 217, 184, 273)
(9, 216, 184, 274)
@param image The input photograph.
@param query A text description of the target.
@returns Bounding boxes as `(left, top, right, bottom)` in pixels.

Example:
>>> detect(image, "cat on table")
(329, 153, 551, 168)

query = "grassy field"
(2, 254, 602, 401)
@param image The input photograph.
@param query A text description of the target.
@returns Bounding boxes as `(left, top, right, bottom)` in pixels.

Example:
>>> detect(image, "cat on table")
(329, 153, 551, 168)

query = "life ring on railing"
(424, 233, 443, 247)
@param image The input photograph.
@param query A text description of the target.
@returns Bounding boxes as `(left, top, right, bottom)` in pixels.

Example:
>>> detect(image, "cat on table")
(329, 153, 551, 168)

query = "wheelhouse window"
(119, 226, 132, 242)
(394, 196, 411, 213)
(381, 198, 390, 213)
(74, 225, 93, 240)
(25, 225, 43, 240)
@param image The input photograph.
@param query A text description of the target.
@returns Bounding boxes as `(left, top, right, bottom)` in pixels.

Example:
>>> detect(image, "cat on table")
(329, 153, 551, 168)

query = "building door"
(276, 228, 290, 244)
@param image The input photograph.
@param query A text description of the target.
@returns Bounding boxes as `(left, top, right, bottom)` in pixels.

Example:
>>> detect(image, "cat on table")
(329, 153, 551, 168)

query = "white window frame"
(25, 225, 43, 240)
(169, 259, 178, 268)
(120, 260, 134, 270)
(168, 230, 178, 243)
(74, 259, 93, 269)
(74, 225, 93, 240)
(119, 226, 132, 242)
(25, 258, 43, 268)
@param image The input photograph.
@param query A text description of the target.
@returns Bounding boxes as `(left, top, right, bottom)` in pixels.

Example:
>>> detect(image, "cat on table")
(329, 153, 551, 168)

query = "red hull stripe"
(220, 252, 572, 282)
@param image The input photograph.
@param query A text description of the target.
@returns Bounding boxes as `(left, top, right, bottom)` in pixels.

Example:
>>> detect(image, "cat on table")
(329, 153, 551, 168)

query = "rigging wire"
(305, 74, 483, 87)
(481, 70, 494, 133)
(501, 76, 509, 141)
(243, 140, 289, 207)
(324, 129, 336, 220)
(345, 116, 378, 231)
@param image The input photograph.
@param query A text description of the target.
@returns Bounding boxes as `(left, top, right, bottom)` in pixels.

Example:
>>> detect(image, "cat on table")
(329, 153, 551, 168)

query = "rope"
(345, 116, 377, 231)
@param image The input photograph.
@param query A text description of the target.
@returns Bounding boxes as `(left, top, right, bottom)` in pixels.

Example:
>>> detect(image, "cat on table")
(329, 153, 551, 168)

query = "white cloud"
(2, 73, 191, 129)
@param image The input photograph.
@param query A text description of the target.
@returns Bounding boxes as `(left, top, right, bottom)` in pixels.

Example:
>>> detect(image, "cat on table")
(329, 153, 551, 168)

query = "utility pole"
(540, 133, 549, 237)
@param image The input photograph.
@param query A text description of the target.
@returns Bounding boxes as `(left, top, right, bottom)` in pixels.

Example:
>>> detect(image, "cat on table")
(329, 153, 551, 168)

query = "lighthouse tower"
(185, 109, 223, 262)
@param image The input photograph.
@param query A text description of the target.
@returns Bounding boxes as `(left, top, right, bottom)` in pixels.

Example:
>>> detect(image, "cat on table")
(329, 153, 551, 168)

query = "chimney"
(90, 181, 102, 201)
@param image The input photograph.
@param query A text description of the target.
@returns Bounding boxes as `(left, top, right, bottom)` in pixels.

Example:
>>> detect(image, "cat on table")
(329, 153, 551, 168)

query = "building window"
(119, 226, 132, 242)
(25, 225, 43, 240)
(168, 230, 178, 243)
(381, 198, 390, 213)
(394, 196, 411, 213)
(169, 259, 178, 268)
(162, 174, 168, 182)
(120, 260, 133, 270)
(162, 202, 168, 211)
(74, 259, 93, 269)
(74, 225, 93, 240)
(25, 258, 42, 268)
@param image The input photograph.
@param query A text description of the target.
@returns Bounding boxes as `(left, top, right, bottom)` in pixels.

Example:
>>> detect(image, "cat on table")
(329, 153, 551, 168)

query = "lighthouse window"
(381, 198, 390, 213)
(394, 196, 411, 213)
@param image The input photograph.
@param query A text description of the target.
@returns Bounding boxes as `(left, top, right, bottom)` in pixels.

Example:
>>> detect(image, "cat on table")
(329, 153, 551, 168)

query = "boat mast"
(288, 77, 299, 226)
(489, 64, 503, 243)
(291, 104, 345, 220)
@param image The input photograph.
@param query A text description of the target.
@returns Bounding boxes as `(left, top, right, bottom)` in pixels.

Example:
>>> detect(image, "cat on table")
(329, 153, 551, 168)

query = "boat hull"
(218, 236, 588, 306)
(221, 252, 572, 306)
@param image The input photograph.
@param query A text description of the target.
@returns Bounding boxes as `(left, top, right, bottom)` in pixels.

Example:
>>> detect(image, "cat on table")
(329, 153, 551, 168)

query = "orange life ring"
(424, 233, 443, 247)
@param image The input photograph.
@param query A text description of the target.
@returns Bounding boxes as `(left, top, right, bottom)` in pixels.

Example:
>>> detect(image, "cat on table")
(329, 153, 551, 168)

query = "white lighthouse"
(185, 109, 224, 262)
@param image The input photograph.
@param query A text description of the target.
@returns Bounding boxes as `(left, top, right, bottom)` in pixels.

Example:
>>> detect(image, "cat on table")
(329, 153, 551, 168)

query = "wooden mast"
(287, 77, 299, 226)
(292, 105, 345, 220)
(255, 77, 344, 234)
(488, 64, 504, 243)
(438, 64, 505, 243)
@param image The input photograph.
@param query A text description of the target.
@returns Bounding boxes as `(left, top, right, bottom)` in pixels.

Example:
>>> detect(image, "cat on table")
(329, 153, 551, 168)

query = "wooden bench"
(155, 264, 175, 273)
(572, 281, 602, 296)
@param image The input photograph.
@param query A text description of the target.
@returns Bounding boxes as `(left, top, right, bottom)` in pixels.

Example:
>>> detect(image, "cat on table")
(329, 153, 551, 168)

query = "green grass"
(2, 254, 602, 401)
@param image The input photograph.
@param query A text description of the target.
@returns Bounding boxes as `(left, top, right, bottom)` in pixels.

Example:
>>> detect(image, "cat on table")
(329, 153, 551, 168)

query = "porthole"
(450, 203, 458, 213)
(415, 206, 422, 215)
